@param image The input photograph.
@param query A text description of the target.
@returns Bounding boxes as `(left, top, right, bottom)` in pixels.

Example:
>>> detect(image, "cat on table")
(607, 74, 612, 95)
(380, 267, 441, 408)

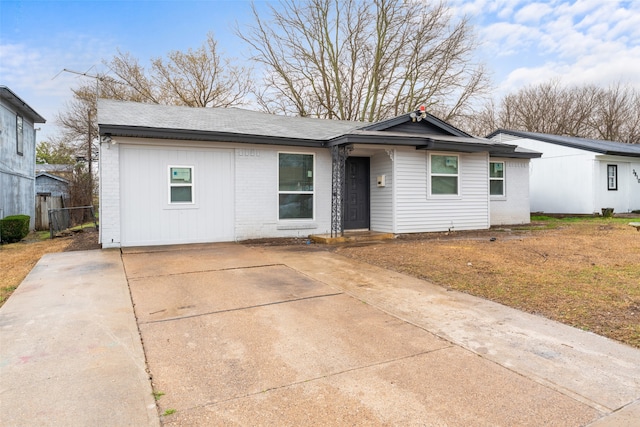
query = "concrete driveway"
(122, 243, 640, 426)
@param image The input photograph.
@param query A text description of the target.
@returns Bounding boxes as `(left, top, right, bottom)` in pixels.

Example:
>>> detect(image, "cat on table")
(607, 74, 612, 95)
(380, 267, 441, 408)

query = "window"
(430, 154, 459, 195)
(278, 153, 314, 219)
(490, 162, 505, 196)
(16, 115, 23, 156)
(169, 166, 194, 203)
(607, 165, 617, 191)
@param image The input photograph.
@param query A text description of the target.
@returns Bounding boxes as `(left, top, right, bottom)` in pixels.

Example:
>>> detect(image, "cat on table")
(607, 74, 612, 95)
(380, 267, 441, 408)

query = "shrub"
(0, 215, 30, 243)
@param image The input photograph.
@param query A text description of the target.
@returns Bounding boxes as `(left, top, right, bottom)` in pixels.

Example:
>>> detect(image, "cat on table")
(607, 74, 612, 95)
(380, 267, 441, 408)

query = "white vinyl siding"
(394, 149, 489, 233)
(370, 151, 394, 232)
(490, 158, 531, 225)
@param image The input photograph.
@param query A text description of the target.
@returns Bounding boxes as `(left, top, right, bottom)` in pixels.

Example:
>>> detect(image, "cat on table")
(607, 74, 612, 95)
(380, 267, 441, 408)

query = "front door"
(344, 157, 370, 230)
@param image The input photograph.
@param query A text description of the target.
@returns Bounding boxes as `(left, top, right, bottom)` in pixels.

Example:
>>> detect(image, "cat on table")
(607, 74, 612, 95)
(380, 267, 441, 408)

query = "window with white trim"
(16, 115, 23, 156)
(430, 154, 459, 195)
(607, 165, 617, 191)
(278, 153, 314, 219)
(490, 161, 505, 196)
(169, 166, 194, 203)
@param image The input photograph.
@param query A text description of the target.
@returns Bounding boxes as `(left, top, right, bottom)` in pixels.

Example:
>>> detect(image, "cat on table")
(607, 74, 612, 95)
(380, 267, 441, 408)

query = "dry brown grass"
(336, 217, 640, 349)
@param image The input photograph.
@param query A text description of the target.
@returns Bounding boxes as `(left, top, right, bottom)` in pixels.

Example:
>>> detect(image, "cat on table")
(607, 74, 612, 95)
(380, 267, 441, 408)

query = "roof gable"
(362, 112, 472, 137)
(36, 172, 69, 184)
(488, 129, 640, 158)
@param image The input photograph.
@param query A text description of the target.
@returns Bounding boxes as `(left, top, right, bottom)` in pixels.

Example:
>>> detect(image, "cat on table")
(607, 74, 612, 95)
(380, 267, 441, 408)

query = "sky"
(1, 0, 639, 143)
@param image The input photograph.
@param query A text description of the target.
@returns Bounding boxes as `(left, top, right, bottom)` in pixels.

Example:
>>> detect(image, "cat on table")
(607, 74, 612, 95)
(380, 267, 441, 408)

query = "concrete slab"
(587, 399, 640, 426)
(163, 347, 598, 426)
(129, 265, 340, 323)
(0, 250, 158, 427)
(122, 243, 273, 279)
(125, 244, 610, 425)
(139, 293, 450, 412)
(260, 246, 640, 414)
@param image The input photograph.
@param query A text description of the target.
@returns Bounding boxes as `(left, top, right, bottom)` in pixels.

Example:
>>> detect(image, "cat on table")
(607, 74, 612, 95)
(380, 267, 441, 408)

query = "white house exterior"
(0, 87, 46, 230)
(98, 100, 539, 248)
(488, 130, 640, 215)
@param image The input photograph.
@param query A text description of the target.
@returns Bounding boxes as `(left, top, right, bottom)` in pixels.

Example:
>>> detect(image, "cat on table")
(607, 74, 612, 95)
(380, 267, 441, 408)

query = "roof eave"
(99, 125, 325, 148)
(0, 86, 47, 123)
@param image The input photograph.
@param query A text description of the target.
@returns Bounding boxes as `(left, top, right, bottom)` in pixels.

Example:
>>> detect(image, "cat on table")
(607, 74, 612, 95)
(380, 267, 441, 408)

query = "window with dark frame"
(278, 153, 314, 219)
(607, 165, 617, 191)
(16, 115, 23, 156)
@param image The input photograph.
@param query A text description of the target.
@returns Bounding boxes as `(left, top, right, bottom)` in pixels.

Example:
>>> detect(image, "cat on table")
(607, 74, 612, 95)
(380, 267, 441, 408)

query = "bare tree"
(458, 80, 640, 143)
(57, 32, 253, 141)
(238, 0, 490, 122)
(590, 82, 640, 144)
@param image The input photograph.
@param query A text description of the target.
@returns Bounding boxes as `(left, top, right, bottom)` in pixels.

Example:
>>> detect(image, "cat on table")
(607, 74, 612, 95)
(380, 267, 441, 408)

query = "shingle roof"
(98, 99, 363, 141)
(97, 99, 540, 158)
(487, 129, 640, 157)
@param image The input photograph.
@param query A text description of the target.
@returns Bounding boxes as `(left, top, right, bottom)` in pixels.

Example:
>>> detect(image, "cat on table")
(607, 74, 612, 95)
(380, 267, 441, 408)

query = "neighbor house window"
(607, 165, 617, 191)
(169, 166, 194, 203)
(490, 161, 505, 196)
(16, 115, 23, 156)
(430, 154, 459, 195)
(278, 153, 314, 219)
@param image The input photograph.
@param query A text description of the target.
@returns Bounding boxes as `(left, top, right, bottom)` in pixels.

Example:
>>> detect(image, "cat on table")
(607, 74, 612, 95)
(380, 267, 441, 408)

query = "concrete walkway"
(1, 243, 639, 426)
(0, 250, 158, 427)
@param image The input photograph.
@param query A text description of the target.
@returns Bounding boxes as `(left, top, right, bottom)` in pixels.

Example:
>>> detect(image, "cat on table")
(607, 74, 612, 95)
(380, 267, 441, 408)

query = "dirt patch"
(333, 218, 640, 349)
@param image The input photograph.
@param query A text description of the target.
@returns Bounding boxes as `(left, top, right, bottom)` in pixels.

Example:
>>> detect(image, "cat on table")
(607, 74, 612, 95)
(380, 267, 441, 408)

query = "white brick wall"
(98, 141, 121, 248)
(234, 145, 332, 240)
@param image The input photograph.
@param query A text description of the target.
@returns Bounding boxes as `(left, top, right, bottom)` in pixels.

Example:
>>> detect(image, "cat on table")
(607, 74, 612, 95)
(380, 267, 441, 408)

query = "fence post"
(48, 209, 53, 239)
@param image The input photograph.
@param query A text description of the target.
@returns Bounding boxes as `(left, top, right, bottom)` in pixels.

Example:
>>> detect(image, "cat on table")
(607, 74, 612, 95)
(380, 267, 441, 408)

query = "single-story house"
(98, 99, 540, 248)
(0, 86, 46, 230)
(487, 129, 640, 215)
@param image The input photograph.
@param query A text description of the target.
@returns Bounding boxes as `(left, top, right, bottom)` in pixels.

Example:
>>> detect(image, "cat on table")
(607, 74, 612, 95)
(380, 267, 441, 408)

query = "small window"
(490, 162, 505, 196)
(278, 153, 314, 219)
(607, 165, 617, 191)
(169, 166, 194, 203)
(16, 115, 24, 156)
(430, 154, 459, 195)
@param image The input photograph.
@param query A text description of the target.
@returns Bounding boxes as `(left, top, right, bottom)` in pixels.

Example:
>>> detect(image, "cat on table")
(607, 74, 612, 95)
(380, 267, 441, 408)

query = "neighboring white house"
(0, 86, 46, 230)
(98, 100, 540, 248)
(488, 129, 640, 215)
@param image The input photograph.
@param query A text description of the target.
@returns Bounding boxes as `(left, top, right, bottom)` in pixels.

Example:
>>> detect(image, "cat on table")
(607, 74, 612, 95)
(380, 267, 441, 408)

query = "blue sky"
(1, 0, 639, 142)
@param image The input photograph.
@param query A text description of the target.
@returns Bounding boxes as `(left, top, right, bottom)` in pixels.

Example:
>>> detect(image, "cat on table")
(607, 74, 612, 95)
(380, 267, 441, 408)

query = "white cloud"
(475, 0, 640, 96)
(513, 2, 553, 24)
(0, 33, 116, 141)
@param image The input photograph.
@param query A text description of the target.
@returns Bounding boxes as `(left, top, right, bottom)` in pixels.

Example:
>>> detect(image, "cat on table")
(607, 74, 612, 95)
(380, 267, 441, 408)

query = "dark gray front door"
(344, 157, 370, 230)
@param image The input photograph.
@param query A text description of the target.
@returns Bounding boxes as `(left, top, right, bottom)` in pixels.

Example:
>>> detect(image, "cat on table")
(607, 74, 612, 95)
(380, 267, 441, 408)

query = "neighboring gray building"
(0, 87, 46, 229)
(98, 99, 540, 248)
(35, 172, 70, 200)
